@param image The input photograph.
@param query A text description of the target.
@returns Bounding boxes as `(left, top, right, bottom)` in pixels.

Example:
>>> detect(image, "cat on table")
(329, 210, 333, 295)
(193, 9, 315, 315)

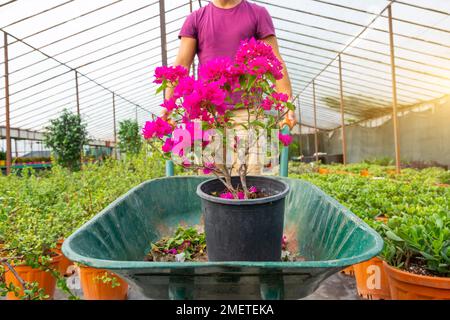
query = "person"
(162, 0, 297, 174)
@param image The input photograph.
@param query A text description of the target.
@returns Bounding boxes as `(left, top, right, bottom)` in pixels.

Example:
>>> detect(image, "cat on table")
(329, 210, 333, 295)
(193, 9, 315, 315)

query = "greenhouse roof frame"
(0, 0, 449, 173)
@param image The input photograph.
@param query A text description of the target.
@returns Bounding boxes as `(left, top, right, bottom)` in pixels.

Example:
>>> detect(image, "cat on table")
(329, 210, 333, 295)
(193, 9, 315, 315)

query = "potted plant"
(0, 150, 6, 166)
(381, 213, 450, 299)
(0, 194, 76, 300)
(144, 38, 295, 261)
(78, 265, 128, 300)
(352, 214, 391, 299)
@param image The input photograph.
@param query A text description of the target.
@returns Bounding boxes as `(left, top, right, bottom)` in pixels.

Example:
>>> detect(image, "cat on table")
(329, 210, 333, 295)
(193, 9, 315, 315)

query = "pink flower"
(220, 192, 234, 199)
(182, 81, 228, 119)
(161, 138, 174, 153)
(249, 186, 258, 193)
(182, 158, 191, 167)
(282, 235, 287, 250)
(272, 92, 289, 103)
(160, 98, 178, 112)
(173, 76, 195, 99)
(154, 65, 188, 84)
(142, 118, 173, 140)
(165, 248, 178, 255)
(261, 97, 273, 111)
(202, 162, 215, 175)
(237, 191, 245, 199)
(279, 133, 293, 146)
(199, 57, 238, 88)
(235, 38, 283, 80)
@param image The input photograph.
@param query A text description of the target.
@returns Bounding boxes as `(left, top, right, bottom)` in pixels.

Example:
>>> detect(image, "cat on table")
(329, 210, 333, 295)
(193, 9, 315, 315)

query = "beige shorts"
(201, 109, 277, 176)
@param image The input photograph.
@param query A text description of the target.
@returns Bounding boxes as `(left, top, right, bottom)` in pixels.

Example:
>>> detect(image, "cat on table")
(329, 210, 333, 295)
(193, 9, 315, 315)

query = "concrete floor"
(53, 271, 360, 300)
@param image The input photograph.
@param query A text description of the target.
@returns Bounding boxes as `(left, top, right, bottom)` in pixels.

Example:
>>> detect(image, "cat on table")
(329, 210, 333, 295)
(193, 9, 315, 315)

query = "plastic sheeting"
(0, 0, 449, 142)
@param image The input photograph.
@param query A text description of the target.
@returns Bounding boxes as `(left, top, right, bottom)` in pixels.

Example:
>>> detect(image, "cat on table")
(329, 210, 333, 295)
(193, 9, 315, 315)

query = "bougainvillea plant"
(143, 38, 295, 199)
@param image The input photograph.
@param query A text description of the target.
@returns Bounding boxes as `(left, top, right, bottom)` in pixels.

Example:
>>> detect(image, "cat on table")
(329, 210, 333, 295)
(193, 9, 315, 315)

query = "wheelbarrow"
(63, 130, 383, 300)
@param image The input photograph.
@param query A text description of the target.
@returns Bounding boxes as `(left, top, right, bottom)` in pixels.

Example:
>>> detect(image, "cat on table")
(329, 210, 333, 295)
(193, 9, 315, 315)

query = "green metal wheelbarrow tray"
(63, 175, 383, 300)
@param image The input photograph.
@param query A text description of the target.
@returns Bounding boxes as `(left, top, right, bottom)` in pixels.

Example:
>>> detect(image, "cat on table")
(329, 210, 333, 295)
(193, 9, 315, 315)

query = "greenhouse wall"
(322, 95, 450, 166)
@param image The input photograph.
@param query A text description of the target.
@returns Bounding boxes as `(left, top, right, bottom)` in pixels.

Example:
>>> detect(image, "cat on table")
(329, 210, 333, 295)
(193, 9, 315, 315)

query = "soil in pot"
(4, 254, 62, 300)
(197, 176, 290, 262)
(383, 261, 450, 300)
(78, 266, 128, 300)
(354, 257, 390, 300)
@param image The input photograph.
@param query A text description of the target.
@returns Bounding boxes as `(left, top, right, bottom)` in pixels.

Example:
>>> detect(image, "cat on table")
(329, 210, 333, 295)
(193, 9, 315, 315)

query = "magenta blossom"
(202, 162, 216, 175)
(160, 98, 178, 113)
(235, 38, 283, 80)
(165, 248, 178, 255)
(249, 186, 258, 193)
(220, 192, 235, 199)
(282, 235, 287, 250)
(279, 133, 293, 146)
(162, 138, 174, 153)
(154, 65, 188, 84)
(142, 118, 172, 139)
(199, 57, 239, 89)
(220, 192, 246, 200)
(173, 75, 195, 99)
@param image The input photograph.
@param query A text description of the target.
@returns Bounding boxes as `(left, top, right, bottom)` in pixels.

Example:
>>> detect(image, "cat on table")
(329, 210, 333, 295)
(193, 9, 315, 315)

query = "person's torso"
(195, 1, 260, 65)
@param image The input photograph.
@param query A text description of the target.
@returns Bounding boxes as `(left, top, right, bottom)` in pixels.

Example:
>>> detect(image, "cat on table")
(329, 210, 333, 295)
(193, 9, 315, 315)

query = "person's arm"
(161, 37, 197, 119)
(262, 35, 297, 129)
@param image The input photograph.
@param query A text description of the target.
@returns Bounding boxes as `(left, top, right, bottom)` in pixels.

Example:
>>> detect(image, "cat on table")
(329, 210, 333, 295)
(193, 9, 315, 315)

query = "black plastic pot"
(196, 176, 290, 262)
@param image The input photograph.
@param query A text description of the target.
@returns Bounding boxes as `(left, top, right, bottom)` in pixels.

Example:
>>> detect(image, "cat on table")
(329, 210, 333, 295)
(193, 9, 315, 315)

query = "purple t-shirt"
(179, 0, 276, 65)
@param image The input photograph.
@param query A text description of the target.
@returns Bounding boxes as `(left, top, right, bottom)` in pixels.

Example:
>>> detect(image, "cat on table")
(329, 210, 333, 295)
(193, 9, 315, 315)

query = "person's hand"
(280, 110, 297, 130)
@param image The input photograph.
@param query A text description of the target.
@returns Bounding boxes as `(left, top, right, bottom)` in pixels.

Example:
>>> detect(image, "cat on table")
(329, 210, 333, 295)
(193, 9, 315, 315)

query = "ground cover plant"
(0, 149, 165, 299)
(291, 164, 450, 277)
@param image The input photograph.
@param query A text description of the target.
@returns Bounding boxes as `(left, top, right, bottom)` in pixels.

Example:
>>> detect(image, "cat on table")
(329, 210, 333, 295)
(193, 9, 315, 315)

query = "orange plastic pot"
(383, 262, 450, 300)
(53, 239, 74, 276)
(354, 257, 390, 300)
(360, 169, 370, 177)
(341, 266, 355, 276)
(318, 168, 329, 175)
(335, 170, 350, 175)
(4, 255, 61, 300)
(375, 215, 389, 224)
(78, 266, 128, 300)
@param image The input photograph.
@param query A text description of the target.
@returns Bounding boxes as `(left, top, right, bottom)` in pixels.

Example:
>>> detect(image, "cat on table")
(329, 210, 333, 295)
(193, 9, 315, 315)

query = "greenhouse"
(0, 0, 449, 302)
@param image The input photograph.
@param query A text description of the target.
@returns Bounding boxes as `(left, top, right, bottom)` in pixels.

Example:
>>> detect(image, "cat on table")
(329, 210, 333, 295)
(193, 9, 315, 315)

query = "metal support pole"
(388, 5, 401, 174)
(112, 93, 117, 159)
(159, 0, 168, 72)
(279, 125, 289, 177)
(189, 0, 196, 78)
(14, 139, 18, 158)
(3, 32, 12, 175)
(312, 81, 319, 163)
(297, 99, 303, 157)
(75, 71, 80, 115)
(160, 0, 174, 177)
(338, 54, 347, 165)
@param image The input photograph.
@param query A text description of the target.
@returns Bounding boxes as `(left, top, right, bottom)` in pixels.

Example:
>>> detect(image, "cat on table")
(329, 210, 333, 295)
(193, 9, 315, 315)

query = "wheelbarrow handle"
(166, 160, 174, 177)
(279, 125, 290, 178)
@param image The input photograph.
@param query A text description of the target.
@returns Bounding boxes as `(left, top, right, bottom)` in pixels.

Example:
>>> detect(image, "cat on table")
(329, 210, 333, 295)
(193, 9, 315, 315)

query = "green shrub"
(291, 165, 450, 277)
(117, 120, 143, 156)
(43, 110, 89, 171)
